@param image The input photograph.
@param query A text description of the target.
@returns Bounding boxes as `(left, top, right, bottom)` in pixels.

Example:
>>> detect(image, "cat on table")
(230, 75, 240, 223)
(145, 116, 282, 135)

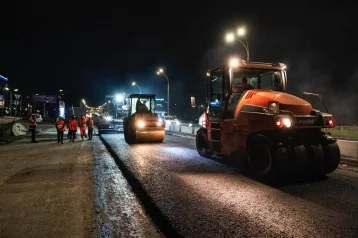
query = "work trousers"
(30, 128, 36, 142)
(80, 127, 87, 136)
(57, 131, 64, 143)
(88, 127, 93, 140)
(68, 130, 76, 141)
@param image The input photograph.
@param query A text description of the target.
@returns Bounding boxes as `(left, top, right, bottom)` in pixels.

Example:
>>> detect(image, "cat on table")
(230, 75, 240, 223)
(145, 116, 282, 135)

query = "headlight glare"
(275, 117, 292, 128)
(282, 118, 291, 128)
(136, 120, 145, 128)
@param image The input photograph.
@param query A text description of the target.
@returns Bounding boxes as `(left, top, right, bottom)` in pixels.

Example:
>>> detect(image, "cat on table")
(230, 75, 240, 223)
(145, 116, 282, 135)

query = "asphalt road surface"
(101, 133, 358, 238)
(0, 125, 162, 237)
(0, 135, 97, 237)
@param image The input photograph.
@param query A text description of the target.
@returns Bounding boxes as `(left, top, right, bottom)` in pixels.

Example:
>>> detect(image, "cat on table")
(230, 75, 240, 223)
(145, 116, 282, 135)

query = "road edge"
(98, 134, 182, 238)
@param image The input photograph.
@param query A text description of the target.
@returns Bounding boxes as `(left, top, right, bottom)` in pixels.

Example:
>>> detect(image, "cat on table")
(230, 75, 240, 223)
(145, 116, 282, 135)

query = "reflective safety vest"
(87, 119, 94, 128)
(68, 119, 77, 131)
(79, 118, 87, 128)
(56, 120, 65, 131)
(29, 119, 36, 128)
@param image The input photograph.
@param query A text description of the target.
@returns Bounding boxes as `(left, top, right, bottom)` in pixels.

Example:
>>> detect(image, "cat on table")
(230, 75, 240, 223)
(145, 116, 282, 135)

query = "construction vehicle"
(98, 108, 127, 134)
(123, 94, 165, 144)
(194, 57, 340, 182)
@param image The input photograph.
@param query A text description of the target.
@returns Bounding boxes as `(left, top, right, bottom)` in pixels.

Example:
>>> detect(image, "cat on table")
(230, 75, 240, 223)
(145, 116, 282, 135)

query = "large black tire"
(247, 134, 277, 183)
(123, 119, 135, 144)
(305, 144, 325, 178)
(322, 143, 341, 174)
(196, 128, 213, 158)
(289, 145, 308, 179)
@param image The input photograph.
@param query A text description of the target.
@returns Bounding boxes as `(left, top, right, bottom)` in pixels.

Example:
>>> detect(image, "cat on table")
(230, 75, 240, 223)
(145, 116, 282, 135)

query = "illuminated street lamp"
(156, 68, 170, 115)
(225, 32, 235, 43)
(225, 26, 250, 61)
(131, 82, 142, 94)
(237, 27, 246, 36)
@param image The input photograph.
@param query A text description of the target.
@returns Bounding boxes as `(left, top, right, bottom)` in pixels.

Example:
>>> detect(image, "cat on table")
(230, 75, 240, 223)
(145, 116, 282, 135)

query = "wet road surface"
(101, 133, 358, 238)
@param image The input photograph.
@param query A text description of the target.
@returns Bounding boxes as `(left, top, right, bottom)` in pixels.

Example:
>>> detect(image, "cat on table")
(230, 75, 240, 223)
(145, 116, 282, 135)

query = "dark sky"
(1, 1, 357, 122)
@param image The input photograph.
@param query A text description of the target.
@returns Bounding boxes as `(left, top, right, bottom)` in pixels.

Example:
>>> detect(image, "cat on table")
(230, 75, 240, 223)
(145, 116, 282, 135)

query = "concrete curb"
(340, 157, 358, 167)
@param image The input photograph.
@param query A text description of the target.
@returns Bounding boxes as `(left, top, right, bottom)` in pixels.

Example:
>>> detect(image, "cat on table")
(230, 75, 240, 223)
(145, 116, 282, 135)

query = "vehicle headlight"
(282, 118, 292, 128)
(105, 116, 112, 121)
(136, 120, 145, 128)
(268, 102, 279, 114)
(175, 119, 180, 124)
(275, 117, 292, 128)
(157, 118, 163, 126)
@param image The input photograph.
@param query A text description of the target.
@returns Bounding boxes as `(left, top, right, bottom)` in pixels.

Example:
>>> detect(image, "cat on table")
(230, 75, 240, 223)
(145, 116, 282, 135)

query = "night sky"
(1, 2, 357, 123)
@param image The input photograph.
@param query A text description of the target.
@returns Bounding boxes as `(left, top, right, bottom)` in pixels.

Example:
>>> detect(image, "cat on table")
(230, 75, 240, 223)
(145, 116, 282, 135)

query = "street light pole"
(135, 85, 141, 94)
(157, 69, 170, 115)
(225, 27, 250, 61)
(132, 82, 142, 94)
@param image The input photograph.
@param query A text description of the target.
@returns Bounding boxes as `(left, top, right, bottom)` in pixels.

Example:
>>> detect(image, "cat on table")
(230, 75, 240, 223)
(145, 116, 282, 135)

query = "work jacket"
(56, 120, 65, 132)
(68, 119, 77, 131)
(29, 119, 36, 129)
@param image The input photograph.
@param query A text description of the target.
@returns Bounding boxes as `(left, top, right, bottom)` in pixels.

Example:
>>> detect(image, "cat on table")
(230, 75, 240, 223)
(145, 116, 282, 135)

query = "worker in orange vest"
(68, 115, 78, 142)
(29, 115, 38, 143)
(87, 117, 94, 140)
(79, 115, 87, 140)
(56, 117, 65, 144)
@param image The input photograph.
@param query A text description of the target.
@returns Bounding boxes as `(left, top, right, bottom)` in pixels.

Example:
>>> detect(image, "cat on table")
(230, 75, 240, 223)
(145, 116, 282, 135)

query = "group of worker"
(29, 114, 95, 144)
(56, 115, 95, 143)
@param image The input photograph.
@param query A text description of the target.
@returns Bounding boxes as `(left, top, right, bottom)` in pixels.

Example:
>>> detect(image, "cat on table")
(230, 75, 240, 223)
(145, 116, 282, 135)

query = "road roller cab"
(195, 57, 340, 182)
(123, 94, 165, 144)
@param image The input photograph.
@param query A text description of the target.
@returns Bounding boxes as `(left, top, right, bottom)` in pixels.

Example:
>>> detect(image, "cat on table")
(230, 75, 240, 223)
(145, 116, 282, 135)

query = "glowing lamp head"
(157, 118, 163, 126)
(326, 117, 334, 127)
(225, 32, 235, 42)
(276, 120, 282, 127)
(136, 120, 145, 128)
(229, 57, 240, 67)
(328, 119, 333, 126)
(237, 27, 246, 36)
(275, 117, 292, 129)
(282, 118, 292, 128)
